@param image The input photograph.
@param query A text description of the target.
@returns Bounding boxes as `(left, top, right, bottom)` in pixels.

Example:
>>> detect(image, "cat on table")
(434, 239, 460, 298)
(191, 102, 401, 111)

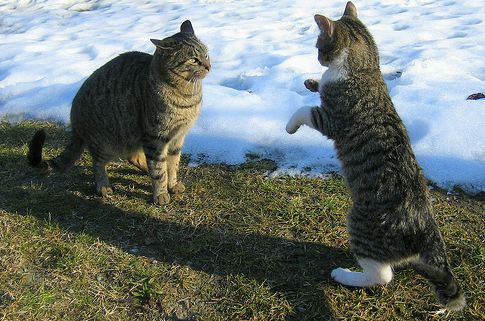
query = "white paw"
(286, 118, 300, 134)
(331, 267, 352, 284)
(286, 106, 313, 134)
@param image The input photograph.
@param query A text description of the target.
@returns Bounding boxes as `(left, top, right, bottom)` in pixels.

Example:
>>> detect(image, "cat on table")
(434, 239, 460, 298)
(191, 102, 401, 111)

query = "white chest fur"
(318, 49, 349, 92)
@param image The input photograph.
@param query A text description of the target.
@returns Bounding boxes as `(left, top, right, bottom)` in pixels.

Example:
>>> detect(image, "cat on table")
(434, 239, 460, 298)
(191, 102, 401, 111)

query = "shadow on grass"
(0, 123, 352, 320)
(1, 185, 350, 320)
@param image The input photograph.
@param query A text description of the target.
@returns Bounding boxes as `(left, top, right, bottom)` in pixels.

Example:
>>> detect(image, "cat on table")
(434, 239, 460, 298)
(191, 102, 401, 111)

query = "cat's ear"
(343, 1, 358, 18)
(150, 38, 176, 50)
(180, 20, 195, 34)
(314, 15, 334, 37)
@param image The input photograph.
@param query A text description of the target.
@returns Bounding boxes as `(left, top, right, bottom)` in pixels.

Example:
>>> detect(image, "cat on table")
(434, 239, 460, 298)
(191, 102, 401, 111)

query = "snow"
(1, 0, 484, 193)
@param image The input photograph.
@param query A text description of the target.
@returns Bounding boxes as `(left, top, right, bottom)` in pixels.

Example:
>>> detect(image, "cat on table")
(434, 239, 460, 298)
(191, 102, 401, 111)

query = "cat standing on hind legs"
(28, 20, 210, 205)
(286, 2, 465, 311)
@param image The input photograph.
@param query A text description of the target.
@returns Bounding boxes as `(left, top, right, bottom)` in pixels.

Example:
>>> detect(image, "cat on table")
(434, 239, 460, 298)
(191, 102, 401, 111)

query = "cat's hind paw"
(331, 267, 354, 285)
(331, 260, 393, 287)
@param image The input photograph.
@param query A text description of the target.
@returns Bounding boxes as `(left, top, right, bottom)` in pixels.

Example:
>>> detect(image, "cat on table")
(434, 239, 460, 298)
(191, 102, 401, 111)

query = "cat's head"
(314, 2, 379, 71)
(150, 20, 210, 81)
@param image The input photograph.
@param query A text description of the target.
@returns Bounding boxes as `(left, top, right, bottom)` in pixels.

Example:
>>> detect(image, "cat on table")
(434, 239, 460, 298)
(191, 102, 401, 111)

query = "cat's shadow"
(2, 162, 351, 320)
(0, 124, 350, 319)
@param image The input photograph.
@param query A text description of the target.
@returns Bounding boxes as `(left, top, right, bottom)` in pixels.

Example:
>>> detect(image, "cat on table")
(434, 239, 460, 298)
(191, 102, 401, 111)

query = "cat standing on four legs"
(28, 20, 210, 205)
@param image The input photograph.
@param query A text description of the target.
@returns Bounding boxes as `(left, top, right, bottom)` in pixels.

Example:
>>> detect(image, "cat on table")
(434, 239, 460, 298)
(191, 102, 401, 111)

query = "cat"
(28, 20, 210, 205)
(286, 2, 465, 311)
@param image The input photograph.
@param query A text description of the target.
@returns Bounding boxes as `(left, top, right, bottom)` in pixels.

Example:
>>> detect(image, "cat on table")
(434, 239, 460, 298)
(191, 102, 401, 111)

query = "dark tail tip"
(413, 262, 466, 311)
(28, 129, 46, 167)
(434, 271, 466, 311)
(441, 284, 466, 311)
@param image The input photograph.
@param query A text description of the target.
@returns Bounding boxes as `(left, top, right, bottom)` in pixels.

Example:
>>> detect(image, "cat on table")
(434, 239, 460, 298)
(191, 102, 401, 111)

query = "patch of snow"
(1, 0, 484, 192)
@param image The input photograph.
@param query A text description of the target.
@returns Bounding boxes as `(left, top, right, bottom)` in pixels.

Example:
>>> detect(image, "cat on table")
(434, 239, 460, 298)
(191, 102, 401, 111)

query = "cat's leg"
(286, 106, 332, 136)
(167, 135, 186, 195)
(93, 161, 112, 197)
(304, 79, 320, 92)
(331, 258, 393, 287)
(144, 142, 170, 205)
(89, 148, 113, 197)
(286, 107, 314, 134)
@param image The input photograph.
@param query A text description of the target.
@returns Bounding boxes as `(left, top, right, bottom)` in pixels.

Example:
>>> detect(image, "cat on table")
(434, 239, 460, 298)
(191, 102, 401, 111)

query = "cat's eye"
(187, 58, 199, 64)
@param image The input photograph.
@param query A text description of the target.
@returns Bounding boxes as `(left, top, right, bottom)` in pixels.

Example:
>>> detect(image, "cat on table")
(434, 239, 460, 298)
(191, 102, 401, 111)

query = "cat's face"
(151, 20, 211, 82)
(314, 2, 379, 70)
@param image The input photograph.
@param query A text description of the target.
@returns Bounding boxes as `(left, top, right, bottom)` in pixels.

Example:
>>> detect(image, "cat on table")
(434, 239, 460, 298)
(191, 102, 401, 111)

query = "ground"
(0, 121, 483, 321)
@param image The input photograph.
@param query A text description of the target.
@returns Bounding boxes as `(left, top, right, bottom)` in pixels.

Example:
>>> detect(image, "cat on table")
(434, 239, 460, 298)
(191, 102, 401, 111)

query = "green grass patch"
(0, 121, 483, 320)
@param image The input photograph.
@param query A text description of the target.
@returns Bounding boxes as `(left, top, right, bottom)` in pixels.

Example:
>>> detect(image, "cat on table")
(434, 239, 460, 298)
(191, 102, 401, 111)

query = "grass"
(0, 121, 484, 321)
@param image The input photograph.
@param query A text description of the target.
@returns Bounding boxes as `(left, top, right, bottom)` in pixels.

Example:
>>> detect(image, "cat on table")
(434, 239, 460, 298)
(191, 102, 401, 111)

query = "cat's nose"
(203, 62, 211, 72)
(200, 57, 211, 72)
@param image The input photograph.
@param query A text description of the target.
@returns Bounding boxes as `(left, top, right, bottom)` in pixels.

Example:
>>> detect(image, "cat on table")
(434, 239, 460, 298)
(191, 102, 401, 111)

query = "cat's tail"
(28, 129, 84, 174)
(412, 241, 465, 311)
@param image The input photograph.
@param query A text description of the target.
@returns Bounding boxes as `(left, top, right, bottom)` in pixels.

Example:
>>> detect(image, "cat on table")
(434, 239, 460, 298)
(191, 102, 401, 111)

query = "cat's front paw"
(154, 192, 171, 205)
(97, 185, 113, 198)
(286, 117, 300, 134)
(304, 79, 319, 92)
(286, 107, 313, 134)
(168, 182, 185, 194)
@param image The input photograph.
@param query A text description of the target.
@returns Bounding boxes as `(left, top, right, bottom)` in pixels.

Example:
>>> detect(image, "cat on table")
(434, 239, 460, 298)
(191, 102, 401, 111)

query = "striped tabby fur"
(28, 20, 210, 205)
(286, 2, 464, 311)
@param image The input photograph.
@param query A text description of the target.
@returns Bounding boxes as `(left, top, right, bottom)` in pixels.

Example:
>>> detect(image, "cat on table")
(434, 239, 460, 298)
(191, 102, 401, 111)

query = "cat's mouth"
(187, 70, 209, 82)
(195, 65, 211, 79)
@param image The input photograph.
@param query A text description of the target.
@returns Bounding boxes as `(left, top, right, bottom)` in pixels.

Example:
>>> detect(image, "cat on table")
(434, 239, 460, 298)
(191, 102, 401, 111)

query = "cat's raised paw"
(155, 192, 171, 205)
(304, 79, 319, 92)
(285, 119, 299, 134)
(169, 182, 185, 194)
(286, 106, 313, 134)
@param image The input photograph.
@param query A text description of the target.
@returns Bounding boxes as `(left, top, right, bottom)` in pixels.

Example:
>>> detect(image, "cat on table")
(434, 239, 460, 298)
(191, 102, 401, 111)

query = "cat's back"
(71, 51, 153, 129)
(326, 71, 426, 201)
(81, 51, 151, 88)
(73, 51, 152, 105)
